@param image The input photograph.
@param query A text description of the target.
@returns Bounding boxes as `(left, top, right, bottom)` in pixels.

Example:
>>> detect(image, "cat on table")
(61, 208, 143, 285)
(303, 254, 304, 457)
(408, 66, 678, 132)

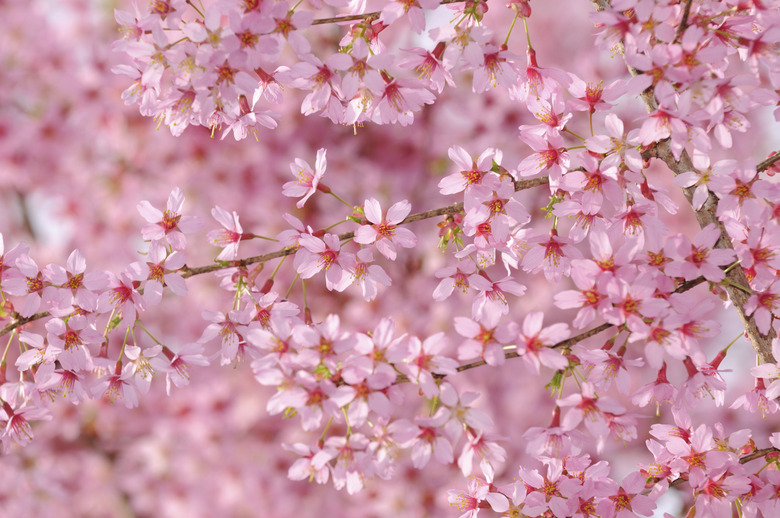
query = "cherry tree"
(1, 0, 780, 516)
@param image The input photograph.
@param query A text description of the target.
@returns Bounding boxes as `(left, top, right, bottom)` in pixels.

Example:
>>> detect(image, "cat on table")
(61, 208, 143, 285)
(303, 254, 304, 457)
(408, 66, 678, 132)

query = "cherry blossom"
(137, 187, 202, 250)
(353, 198, 416, 260)
(282, 148, 328, 208)
(2, 1, 780, 516)
(208, 206, 246, 261)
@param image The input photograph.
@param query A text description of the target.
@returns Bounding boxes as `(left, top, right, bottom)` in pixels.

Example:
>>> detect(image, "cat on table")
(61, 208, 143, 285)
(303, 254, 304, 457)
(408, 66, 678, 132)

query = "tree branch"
(590, 0, 776, 365)
(0, 176, 550, 337)
(757, 150, 780, 173)
(674, 0, 694, 43)
(312, 0, 465, 26)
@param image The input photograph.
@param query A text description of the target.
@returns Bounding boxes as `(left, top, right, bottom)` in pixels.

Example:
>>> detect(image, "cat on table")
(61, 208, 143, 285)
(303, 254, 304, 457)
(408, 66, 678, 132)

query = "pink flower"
(515, 311, 570, 374)
(42, 249, 107, 313)
(689, 467, 751, 516)
(0, 234, 28, 288)
(454, 311, 515, 366)
(520, 93, 573, 139)
(433, 261, 476, 301)
(91, 364, 139, 409)
(1, 399, 51, 452)
(516, 131, 569, 180)
(398, 412, 455, 469)
(293, 233, 354, 292)
(521, 230, 582, 282)
(665, 224, 735, 282)
(665, 424, 731, 479)
(136, 187, 202, 250)
(152, 342, 210, 395)
(567, 75, 636, 114)
(708, 162, 765, 219)
(354, 198, 416, 260)
(123, 344, 163, 394)
(631, 363, 677, 410)
(284, 442, 330, 485)
(45, 315, 102, 371)
(751, 338, 780, 399)
(448, 470, 509, 517)
(467, 43, 520, 93)
(208, 206, 246, 261)
(438, 146, 500, 195)
(392, 333, 458, 398)
(519, 460, 581, 517)
(558, 383, 626, 443)
(293, 372, 356, 431)
(512, 47, 571, 101)
(200, 305, 253, 366)
(577, 345, 643, 395)
(3, 254, 47, 317)
(730, 378, 779, 417)
(380, 0, 439, 34)
(221, 98, 279, 141)
(585, 113, 644, 174)
(16, 331, 59, 372)
(35, 368, 89, 405)
(288, 54, 351, 119)
(398, 43, 454, 93)
(283, 148, 328, 209)
(468, 273, 526, 319)
(349, 248, 391, 301)
(673, 153, 732, 211)
(596, 471, 656, 518)
(457, 432, 507, 478)
(142, 241, 188, 306)
(98, 264, 148, 320)
(293, 314, 356, 374)
(636, 95, 691, 161)
(366, 74, 435, 125)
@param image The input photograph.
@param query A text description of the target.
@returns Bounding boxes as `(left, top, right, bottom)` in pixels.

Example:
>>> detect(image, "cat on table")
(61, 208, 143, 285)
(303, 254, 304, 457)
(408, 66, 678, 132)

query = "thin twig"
(674, 0, 694, 43)
(757, 150, 780, 173)
(590, 0, 776, 365)
(312, 0, 465, 26)
(0, 175, 549, 337)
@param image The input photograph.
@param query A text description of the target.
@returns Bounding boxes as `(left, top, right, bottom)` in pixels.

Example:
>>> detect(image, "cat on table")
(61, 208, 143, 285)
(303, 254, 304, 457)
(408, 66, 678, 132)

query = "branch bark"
(590, 0, 776, 365)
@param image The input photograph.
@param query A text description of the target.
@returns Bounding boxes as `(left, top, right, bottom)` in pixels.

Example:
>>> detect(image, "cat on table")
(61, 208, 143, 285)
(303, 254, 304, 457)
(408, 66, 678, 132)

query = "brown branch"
(674, 0, 694, 43)
(757, 151, 780, 173)
(180, 176, 548, 279)
(739, 446, 779, 464)
(590, 0, 776, 365)
(0, 175, 550, 337)
(312, 0, 465, 26)
(393, 272, 716, 383)
(642, 140, 776, 364)
(665, 446, 780, 489)
(0, 311, 49, 337)
(178, 202, 467, 278)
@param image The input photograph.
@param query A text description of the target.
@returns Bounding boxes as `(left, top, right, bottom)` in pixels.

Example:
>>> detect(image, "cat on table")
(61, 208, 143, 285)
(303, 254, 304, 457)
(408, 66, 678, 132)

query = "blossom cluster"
(2, 0, 780, 516)
(113, 0, 531, 137)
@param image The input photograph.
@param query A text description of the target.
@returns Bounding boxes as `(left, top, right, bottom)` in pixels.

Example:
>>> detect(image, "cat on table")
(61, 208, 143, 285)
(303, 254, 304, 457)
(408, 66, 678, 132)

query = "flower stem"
(269, 255, 286, 281)
(523, 16, 533, 51)
(185, 0, 204, 18)
(248, 233, 279, 242)
(285, 273, 300, 300)
(721, 278, 752, 295)
(329, 191, 355, 210)
(136, 321, 163, 345)
(1, 330, 16, 371)
(503, 13, 519, 47)
(564, 127, 586, 141)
